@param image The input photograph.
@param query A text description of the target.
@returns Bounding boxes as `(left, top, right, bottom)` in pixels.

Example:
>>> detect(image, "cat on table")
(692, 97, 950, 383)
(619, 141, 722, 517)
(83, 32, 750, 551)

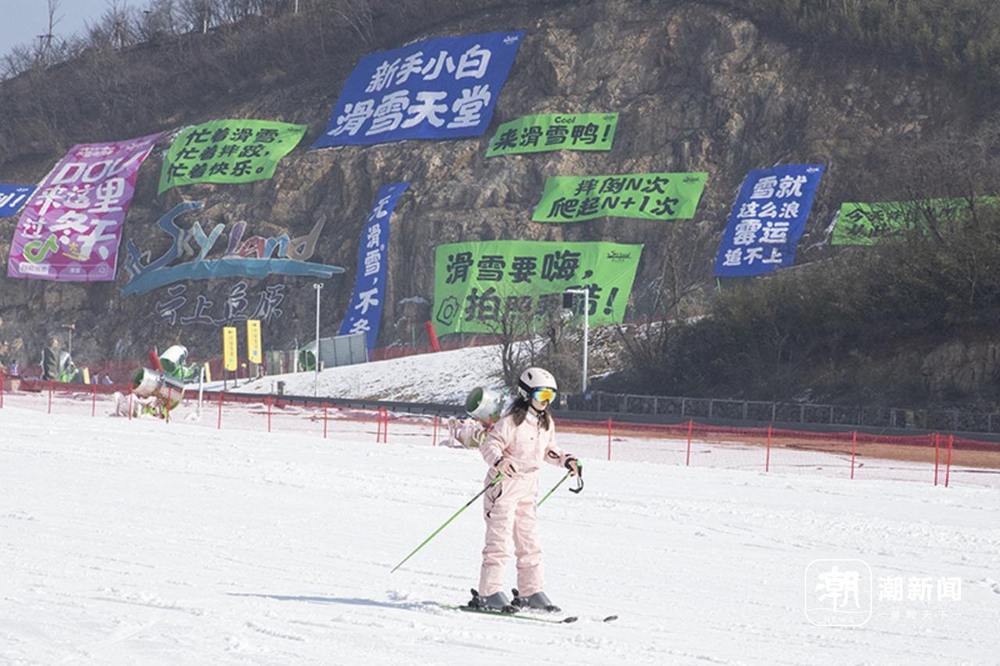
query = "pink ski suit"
(477, 409, 574, 597)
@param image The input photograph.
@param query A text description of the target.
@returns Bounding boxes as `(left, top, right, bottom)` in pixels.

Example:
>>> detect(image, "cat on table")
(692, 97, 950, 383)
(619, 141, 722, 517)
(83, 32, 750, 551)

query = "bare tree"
(85, 1, 135, 50)
(178, 0, 217, 33)
(37, 0, 63, 65)
(136, 0, 180, 40)
(615, 220, 712, 386)
(329, 0, 375, 45)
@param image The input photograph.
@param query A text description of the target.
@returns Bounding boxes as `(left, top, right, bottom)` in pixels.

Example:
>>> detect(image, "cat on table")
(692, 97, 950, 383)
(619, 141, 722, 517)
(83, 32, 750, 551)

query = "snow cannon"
(158, 345, 200, 382)
(131, 367, 185, 411)
(159, 345, 187, 376)
(465, 386, 504, 424)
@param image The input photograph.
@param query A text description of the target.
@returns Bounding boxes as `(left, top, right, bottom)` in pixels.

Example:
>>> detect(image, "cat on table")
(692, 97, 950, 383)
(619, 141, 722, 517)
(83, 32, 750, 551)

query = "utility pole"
(62, 323, 75, 358)
(313, 283, 323, 397)
(563, 288, 590, 394)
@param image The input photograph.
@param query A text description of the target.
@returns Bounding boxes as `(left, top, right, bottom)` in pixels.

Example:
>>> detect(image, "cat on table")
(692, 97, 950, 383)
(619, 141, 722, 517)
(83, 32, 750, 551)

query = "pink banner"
(6, 133, 161, 282)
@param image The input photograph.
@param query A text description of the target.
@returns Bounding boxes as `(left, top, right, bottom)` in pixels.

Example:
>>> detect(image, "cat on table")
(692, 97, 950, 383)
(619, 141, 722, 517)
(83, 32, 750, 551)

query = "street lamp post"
(313, 283, 323, 397)
(564, 288, 590, 394)
(62, 323, 75, 358)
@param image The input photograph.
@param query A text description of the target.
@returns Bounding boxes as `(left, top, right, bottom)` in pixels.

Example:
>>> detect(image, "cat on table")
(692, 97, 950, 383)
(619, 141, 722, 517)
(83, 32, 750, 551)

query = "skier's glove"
(495, 458, 518, 478)
(565, 457, 581, 477)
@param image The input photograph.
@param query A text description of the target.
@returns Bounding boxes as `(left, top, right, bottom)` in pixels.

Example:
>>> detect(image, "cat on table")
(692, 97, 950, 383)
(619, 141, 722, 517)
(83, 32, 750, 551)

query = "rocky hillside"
(0, 0, 977, 372)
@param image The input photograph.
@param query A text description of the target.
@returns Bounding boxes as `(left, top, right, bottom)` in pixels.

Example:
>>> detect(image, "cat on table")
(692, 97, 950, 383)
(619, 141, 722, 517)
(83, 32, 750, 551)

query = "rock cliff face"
(0, 0, 972, 374)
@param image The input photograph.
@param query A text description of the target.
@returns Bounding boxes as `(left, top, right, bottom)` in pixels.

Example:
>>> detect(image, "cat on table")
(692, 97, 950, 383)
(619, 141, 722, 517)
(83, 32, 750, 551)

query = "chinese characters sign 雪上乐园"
(831, 197, 998, 246)
(713, 164, 825, 277)
(339, 182, 409, 351)
(485, 113, 618, 157)
(433, 240, 643, 336)
(158, 119, 306, 193)
(531, 172, 707, 223)
(7, 133, 160, 282)
(312, 30, 524, 148)
(154, 281, 287, 328)
(0, 184, 35, 217)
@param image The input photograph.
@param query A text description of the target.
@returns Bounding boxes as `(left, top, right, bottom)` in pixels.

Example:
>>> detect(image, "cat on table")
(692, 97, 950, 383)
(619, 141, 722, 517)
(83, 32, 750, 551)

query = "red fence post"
(91, 383, 97, 417)
(850, 431, 858, 479)
(607, 418, 612, 461)
(0, 372, 5, 409)
(48, 386, 53, 414)
(375, 408, 383, 443)
(934, 432, 941, 486)
(267, 397, 272, 433)
(432, 415, 439, 447)
(128, 392, 133, 421)
(323, 405, 328, 439)
(765, 424, 772, 473)
(944, 435, 954, 488)
(424, 321, 442, 352)
(685, 419, 693, 466)
(383, 408, 389, 444)
(217, 392, 223, 430)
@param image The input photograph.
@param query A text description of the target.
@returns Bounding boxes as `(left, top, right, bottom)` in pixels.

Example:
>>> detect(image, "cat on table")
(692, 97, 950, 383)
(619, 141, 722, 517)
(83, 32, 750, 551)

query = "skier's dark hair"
(510, 397, 551, 430)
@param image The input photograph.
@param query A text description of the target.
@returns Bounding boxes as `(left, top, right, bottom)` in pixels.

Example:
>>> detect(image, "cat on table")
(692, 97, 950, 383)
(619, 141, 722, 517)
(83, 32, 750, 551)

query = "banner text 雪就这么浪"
(714, 164, 824, 277)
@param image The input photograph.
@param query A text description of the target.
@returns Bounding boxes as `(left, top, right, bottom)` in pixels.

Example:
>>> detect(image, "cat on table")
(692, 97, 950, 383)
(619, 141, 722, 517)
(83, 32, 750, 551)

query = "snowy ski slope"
(2, 396, 999, 665)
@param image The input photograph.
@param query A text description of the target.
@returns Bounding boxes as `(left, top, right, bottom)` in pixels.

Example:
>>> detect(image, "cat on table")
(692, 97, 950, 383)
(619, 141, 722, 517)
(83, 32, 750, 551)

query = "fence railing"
(2, 377, 997, 489)
(566, 391, 1000, 435)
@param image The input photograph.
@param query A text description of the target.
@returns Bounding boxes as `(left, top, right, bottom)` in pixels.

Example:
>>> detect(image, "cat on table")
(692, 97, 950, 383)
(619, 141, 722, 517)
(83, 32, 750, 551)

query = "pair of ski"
(454, 589, 618, 625)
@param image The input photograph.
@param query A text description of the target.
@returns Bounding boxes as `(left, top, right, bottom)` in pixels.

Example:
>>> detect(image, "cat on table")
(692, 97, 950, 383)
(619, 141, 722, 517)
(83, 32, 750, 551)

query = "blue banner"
(312, 31, 524, 148)
(714, 164, 825, 277)
(0, 185, 35, 217)
(339, 183, 409, 350)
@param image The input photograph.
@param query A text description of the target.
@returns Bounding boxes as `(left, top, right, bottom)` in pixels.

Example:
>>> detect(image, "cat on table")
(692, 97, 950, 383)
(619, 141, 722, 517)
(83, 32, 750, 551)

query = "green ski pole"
(391, 473, 502, 573)
(537, 472, 570, 508)
(538, 461, 584, 508)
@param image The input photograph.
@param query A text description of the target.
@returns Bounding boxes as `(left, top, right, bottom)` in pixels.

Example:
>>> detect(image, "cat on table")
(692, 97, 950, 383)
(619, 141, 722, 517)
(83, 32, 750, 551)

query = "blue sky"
(0, 0, 124, 59)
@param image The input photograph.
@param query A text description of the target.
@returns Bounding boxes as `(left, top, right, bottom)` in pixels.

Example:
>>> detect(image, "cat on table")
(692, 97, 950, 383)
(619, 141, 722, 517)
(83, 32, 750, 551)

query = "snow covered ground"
(215, 343, 515, 403)
(2, 397, 999, 665)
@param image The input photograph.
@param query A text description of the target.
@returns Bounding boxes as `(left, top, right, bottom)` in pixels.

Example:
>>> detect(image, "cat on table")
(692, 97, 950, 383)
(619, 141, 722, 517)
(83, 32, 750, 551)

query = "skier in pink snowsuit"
(471, 367, 580, 613)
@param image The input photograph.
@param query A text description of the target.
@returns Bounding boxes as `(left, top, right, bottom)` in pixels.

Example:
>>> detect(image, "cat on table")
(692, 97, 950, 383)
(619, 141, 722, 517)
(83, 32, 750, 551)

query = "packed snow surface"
(220, 343, 513, 403)
(2, 396, 999, 665)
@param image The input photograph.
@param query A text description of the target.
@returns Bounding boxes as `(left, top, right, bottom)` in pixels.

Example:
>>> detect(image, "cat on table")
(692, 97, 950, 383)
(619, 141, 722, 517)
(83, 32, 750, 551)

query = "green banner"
(485, 113, 618, 157)
(158, 119, 306, 193)
(832, 197, 999, 245)
(433, 240, 643, 335)
(531, 172, 707, 223)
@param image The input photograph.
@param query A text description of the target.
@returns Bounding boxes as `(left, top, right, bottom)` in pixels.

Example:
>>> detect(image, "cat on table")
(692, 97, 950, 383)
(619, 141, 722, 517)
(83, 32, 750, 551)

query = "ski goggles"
(532, 387, 557, 403)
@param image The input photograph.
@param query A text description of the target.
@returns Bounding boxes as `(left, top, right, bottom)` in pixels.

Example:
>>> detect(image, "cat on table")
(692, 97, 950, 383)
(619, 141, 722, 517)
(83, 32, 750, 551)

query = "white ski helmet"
(517, 366, 558, 401)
